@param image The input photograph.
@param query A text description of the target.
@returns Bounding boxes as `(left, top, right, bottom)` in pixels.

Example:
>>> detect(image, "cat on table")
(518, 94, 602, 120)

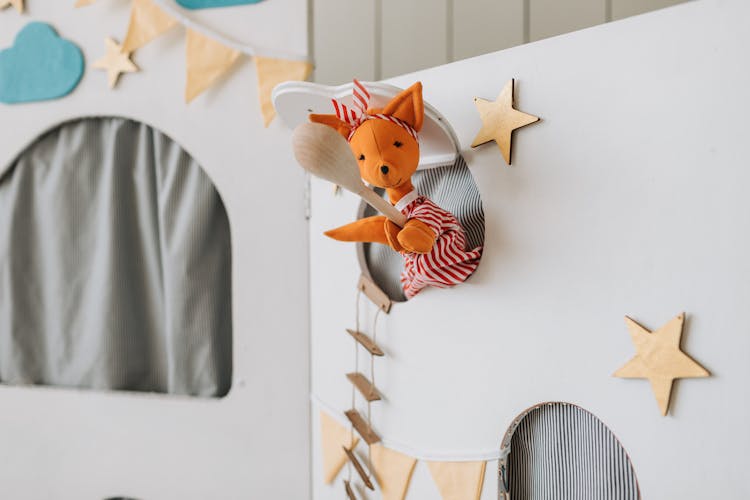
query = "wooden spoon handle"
(357, 187, 407, 227)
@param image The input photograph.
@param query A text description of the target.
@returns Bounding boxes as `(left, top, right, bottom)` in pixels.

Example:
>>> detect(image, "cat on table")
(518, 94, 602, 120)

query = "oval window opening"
(0, 117, 232, 398)
(500, 402, 640, 499)
(357, 154, 485, 302)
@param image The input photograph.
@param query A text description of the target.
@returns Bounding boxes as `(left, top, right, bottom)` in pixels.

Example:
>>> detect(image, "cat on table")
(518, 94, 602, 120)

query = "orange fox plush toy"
(310, 80, 482, 298)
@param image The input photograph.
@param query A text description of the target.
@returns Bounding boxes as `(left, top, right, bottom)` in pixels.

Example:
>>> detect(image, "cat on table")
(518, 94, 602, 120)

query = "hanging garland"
(0, 0, 23, 13)
(80, 0, 312, 124)
(317, 280, 489, 499)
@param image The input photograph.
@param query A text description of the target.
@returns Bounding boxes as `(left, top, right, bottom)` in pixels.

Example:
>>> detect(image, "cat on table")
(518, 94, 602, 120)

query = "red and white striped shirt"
(395, 191, 483, 299)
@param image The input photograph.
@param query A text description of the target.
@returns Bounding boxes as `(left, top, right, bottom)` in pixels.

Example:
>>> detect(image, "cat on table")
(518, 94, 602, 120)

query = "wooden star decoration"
(92, 37, 138, 89)
(0, 0, 24, 13)
(471, 79, 539, 165)
(614, 313, 709, 416)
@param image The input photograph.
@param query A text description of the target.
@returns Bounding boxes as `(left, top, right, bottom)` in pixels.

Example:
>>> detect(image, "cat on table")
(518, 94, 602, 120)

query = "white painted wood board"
(311, 0, 693, 85)
(0, 1, 309, 498)
(380, 0, 449, 78)
(308, 0, 750, 498)
(529, 0, 606, 41)
(312, 0, 378, 84)
(452, 0, 525, 60)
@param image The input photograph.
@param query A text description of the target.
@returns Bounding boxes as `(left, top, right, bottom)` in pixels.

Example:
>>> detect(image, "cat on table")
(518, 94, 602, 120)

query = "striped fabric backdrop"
(359, 155, 485, 301)
(504, 403, 640, 500)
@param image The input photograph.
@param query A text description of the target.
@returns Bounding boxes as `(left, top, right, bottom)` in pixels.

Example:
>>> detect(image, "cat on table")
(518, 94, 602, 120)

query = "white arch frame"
(0, 1, 310, 498)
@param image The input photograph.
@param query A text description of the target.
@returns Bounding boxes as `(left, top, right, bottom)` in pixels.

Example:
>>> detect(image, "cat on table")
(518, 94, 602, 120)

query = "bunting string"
(83, 0, 312, 123)
(149, 0, 309, 61)
(316, 397, 490, 498)
(312, 395, 503, 463)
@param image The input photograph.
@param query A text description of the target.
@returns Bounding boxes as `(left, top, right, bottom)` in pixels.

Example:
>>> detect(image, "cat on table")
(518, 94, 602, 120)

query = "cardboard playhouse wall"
(275, 0, 750, 498)
(0, 1, 310, 499)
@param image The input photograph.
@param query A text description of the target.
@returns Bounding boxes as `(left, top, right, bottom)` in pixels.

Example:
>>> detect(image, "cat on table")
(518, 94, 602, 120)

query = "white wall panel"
(313, 0, 377, 84)
(0, 1, 310, 499)
(312, 0, 691, 86)
(452, 0, 525, 60)
(310, 1, 750, 498)
(529, 0, 606, 41)
(381, 0, 449, 78)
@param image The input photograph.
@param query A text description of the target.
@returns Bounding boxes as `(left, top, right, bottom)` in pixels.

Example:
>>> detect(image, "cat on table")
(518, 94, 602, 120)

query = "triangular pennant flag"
(185, 29, 241, 103)
(426, 461, 486, 500)
(74, 0, 97, 7)
(1, 0, 24, 13)
(122, 0, 178, 53)
(370, 444, 417, 500)
(254, 55, 312, 127)
(320, 411, 359, 484)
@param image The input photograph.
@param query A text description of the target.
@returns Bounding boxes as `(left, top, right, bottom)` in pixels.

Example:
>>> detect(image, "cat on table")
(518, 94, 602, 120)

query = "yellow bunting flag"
(122, 0, 178, 53)
(185, 29, 241, 103)
(74, 0, 97, 7)
(426, 461, 487, 500)
(371, 444, 417, 500)
(0, 0, 23, 13)
(254, 55, 313, 127)
(320, 411, 359, 484)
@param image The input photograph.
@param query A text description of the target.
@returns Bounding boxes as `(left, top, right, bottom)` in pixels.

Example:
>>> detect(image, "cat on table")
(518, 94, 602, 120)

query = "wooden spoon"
(292, 122, 407, 227)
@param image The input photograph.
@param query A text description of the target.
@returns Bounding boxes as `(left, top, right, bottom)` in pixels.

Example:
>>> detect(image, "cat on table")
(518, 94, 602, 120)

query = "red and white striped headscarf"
(332, 79, 419, 143)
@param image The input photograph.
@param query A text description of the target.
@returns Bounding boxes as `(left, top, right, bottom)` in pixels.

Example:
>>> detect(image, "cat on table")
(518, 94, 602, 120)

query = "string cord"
(366, 306, 382, 478)
(149, 0, 312, 62)
(347, 289, 362, 482)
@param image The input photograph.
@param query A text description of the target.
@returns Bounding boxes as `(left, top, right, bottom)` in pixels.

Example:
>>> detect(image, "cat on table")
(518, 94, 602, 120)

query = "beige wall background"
(313, 0, 689, 84)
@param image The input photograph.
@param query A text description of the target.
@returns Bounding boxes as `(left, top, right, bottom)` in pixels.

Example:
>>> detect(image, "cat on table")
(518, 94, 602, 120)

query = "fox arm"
(324, 215, 389, 244)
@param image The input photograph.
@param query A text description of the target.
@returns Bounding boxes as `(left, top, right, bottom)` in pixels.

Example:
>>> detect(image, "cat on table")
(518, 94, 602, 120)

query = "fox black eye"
(358, 154, 365, 161)
(393, 141, 403, 148)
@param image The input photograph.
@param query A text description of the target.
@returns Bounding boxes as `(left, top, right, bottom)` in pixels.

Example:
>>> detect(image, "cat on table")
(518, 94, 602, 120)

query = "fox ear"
(380, 82, 424, 132)
(309, 114, 352, 139)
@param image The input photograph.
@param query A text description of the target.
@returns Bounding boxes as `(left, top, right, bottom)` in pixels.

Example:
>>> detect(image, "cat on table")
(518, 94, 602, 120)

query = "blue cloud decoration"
(0, 22, 84, 104)
(176, 0, 264, 9)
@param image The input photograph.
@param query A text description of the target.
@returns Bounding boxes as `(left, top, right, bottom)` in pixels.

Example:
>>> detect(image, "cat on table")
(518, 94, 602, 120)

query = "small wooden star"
(0, 0, 24, 13)
(471, 79, 539, 165)
(614, 313, 709, 416)
(92, 37, 138, 89)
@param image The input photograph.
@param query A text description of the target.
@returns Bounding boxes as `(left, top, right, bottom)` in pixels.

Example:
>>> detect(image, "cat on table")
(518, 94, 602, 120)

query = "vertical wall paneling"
(374, 0, 383, 79)
(446, 0, 454, 62)
(312, 0, 689, 86)
(380, 0, 449, 79)
(313, 0, 377, 84)
(528, 0, 606, 42)
(452, 0, 525, 61)
(523, 0, 531, 43)
(611, 0, 688, 20)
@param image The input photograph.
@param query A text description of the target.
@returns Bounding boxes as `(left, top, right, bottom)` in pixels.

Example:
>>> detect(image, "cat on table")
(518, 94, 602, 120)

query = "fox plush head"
(309, 81, 438, 256)
(309, 81, 424, 202)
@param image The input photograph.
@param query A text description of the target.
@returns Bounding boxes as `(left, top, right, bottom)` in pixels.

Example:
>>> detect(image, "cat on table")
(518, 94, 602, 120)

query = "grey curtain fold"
(0, 117, 232, 397)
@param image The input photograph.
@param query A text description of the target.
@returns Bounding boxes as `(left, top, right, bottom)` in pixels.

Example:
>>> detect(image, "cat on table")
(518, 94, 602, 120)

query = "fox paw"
(397, 219, 435, 254)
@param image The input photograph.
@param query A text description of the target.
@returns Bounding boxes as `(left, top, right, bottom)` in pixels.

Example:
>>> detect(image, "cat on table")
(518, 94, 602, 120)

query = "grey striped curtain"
(0, 117, 232, 397)
(506, 403, 640, 499)
(361, 155, 485, 301)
